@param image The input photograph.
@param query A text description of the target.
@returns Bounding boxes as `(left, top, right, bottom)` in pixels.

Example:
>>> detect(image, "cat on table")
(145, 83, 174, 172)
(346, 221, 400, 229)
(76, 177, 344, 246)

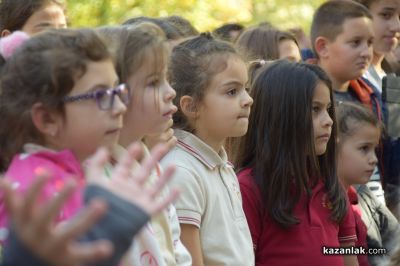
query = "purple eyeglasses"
(63, 84, 131, 110)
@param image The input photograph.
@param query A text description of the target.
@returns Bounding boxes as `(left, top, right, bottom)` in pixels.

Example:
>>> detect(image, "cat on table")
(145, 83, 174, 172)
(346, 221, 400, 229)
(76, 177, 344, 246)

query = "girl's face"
(312, 82, 333, 156)
(278, 39, 301, 62)
(338, 123, 380, 186)
(124, 52, 177, 139)
(54, 59, 126, 161)
(21, 3, 67, 35)
(369, 0, 400, 54)
(194, 56, 253, 142)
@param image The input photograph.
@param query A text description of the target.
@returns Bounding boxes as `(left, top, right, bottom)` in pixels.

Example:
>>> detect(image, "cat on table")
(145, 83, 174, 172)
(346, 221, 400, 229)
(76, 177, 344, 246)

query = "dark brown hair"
(235, 60, 348, 227)
(354, 0, 379, 8)
(336, 102, 382, 141)
(163, 15, 199, 37)
(169, 33, 240, 132)
(0, 28, 110, 171)
(0, 0, 65, 33)
(310, 0, 372, 57)
(236, 27, 299, 62)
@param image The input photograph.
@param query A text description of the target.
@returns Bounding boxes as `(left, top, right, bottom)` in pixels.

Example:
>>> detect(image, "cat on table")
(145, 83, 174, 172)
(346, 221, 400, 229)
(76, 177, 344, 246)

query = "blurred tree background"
(67, 0, 325, 33)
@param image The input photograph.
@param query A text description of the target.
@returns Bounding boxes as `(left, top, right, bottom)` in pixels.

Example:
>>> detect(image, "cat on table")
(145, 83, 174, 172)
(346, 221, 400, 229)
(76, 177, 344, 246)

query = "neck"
(119, 126, 143, 148)
(318, 60, 349, 92)
(194, 130, 224, 154)
(371, 51, 385, 72)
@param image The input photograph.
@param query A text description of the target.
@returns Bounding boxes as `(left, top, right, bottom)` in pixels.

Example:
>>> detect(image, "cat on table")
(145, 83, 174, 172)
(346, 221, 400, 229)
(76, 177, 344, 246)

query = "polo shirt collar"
(175, 129, 231, 170)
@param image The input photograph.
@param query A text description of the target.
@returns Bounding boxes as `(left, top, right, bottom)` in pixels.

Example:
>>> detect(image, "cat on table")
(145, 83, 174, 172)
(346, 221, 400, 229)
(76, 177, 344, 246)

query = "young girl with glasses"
(0, 29, 179, 264)
(97, 23, 191, 266)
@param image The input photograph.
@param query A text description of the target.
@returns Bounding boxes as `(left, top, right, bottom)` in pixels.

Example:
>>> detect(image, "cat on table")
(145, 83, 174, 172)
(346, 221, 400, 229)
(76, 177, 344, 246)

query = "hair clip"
(259, 59, 266, 66)
(0, 31, 30, 59)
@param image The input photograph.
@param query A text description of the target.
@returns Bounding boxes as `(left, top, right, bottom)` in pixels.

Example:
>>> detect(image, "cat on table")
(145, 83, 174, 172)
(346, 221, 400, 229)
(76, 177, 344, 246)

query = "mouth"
(317, 134, 330, 141)
(163, 106, 178, 118)
(365, 169, 374, 176)
(105, 128, 121, 134)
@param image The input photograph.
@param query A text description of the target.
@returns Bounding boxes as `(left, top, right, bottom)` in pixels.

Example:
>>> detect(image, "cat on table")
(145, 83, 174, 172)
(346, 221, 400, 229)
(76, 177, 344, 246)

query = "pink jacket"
(0, 149, 85, 244)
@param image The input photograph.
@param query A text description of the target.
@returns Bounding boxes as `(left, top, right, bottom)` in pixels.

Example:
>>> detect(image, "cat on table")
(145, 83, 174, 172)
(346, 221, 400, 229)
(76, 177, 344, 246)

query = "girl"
(0, 28, 178, 264)
(337, 102, 399, 266)
(235, 60, 358, 266)
(97, 23, 191, 266)
(0, 0, 67, 36)
(355, 0, 400, 221)
(236, 26, 301, 63)
(162, 33, 254, 265)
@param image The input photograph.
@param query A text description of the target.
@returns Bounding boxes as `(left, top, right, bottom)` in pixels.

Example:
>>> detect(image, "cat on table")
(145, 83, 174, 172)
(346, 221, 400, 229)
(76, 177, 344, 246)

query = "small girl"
(162, 33, 254, 265)
(337, 102, 400, 266)
(0, 28, 127, 243)
(97, 23, 191, 266)
(235, 60, 358, 266)
(0, 0, 67, 36)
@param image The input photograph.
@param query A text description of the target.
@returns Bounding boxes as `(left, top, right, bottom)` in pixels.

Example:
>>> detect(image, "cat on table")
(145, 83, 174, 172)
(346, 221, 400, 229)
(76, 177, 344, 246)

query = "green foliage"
(67, 0, 325, 32)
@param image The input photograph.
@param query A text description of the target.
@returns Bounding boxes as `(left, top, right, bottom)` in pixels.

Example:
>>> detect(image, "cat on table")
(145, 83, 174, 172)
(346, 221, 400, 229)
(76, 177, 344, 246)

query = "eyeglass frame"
(63, 83, 131, 110)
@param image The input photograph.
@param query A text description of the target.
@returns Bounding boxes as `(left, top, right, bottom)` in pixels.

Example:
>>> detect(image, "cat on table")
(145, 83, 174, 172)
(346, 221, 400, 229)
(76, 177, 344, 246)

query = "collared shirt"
(161, 129, 254, 266)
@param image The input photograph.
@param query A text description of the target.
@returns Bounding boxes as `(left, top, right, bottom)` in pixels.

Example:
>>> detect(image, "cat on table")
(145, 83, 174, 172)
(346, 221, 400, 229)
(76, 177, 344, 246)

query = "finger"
(147, 164, 175, 199)
(112, 142, 142, 181)
(57, 198, 108, 242)
(68, 240, 113, 264)
(132, 144, 169, 185)
(86, 147, 109, 184)
(20, 172, 50, 222)
(147, 188, 180, 216)
(0, 179, 19, 218)
(36, 179, 77, 229)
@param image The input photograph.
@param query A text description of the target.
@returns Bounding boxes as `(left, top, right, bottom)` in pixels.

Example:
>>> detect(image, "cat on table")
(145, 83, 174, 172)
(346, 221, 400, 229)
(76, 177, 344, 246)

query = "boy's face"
(322, 17, 374, 85)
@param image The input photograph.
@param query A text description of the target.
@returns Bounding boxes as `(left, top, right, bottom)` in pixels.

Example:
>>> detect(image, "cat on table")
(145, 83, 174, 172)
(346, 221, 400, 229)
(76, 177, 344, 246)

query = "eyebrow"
(312, 100, 331, 106)
(221, 80, 245, 87)
(87, 80, 119, 93)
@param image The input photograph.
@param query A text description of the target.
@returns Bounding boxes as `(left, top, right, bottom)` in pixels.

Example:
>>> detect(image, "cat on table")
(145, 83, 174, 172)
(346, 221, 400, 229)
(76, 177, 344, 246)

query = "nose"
(112, 95, 127, 116)
(164, 81, 176, 102)
(360, 42, 373, 59)
(323, 110, 333, 128)
(390, 15, 400, 35)
(369, 152, 378, 166)
(241, 90, 253, 108)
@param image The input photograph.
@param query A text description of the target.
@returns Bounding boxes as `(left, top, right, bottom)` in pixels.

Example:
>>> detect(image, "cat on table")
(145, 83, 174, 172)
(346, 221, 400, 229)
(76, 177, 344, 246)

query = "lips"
(317, 133, 330, 141)
(163, 106, 178, 118)
(105, 128, 121, 134)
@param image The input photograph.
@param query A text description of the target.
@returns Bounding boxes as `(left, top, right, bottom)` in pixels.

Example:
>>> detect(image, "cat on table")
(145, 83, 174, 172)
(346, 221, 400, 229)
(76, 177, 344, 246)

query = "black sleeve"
(1, 185, 150, 266)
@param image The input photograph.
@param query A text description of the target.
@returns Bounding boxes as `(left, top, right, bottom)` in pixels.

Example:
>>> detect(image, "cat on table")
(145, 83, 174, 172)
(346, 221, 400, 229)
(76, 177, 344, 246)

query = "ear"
(314, 36, 330, 59)
(180, 95, 198, 119)
(31, 103, 62, 138)
(1, 30, 11, 38)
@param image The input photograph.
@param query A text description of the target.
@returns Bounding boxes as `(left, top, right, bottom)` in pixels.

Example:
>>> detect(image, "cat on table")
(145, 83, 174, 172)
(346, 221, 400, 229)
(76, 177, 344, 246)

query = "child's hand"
(86, 142, 179, 216)
(143, 119, 177, 150)
(0, 174, 113, 266)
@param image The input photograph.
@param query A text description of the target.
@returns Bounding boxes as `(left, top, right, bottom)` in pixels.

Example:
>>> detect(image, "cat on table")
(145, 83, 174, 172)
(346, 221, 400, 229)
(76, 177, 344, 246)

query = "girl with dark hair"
(337, 102, 399, 266)
(0, 0, 67, 36)
(162, 33, 254, 265)
(236, 60, 358, 266)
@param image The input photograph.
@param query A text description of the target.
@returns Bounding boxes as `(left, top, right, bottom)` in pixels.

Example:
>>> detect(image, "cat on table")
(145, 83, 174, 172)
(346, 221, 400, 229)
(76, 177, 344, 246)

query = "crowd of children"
(0, 0, 399, 265)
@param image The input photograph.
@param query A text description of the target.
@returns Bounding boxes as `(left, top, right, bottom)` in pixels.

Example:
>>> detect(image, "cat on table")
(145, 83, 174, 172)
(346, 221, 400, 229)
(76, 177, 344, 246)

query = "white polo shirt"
(161, 129, 254, 266)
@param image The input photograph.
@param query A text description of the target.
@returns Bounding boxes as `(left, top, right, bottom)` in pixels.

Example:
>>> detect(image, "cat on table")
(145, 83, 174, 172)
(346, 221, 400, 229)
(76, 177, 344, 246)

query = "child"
(354, 0, 400, 222)
(235, 60, 358, 266)
(337, 102, 400, 266)
(97, 24, 191, 266)
(1, 144, 178, 266)
(310, 0, 388, 206)
(236, 26, 301, 62)
(162, 33, 254, 266)
(0, 28, 178, 264)
(0, 0, 67, 36)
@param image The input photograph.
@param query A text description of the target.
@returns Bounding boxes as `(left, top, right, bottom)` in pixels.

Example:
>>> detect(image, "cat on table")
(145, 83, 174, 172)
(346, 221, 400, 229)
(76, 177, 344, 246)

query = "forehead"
(370, 0, 400, 10)
(27, 3, 66, 24)
(207, 55, 248, 89)
(344, 122, 381, 144)
(335, 17, 374, 40)
(312, 82, 331, 103)
(129, 48, 167, 80)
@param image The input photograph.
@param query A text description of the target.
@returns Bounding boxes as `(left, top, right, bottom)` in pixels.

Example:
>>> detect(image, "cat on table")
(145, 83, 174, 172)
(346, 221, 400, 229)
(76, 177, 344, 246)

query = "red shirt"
(238, 168, 357, 266)
(348, 186, 370, 266)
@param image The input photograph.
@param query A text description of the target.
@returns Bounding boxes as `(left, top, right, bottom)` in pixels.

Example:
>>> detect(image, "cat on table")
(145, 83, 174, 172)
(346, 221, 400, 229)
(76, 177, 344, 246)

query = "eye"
(350, 39, 360, 47)
(227, 88, 237, 96)
(359, 145, 370, 153)
(380, 12, 392, 19)
(312, 106, 320, 113)
(148, 78, 160, 88)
